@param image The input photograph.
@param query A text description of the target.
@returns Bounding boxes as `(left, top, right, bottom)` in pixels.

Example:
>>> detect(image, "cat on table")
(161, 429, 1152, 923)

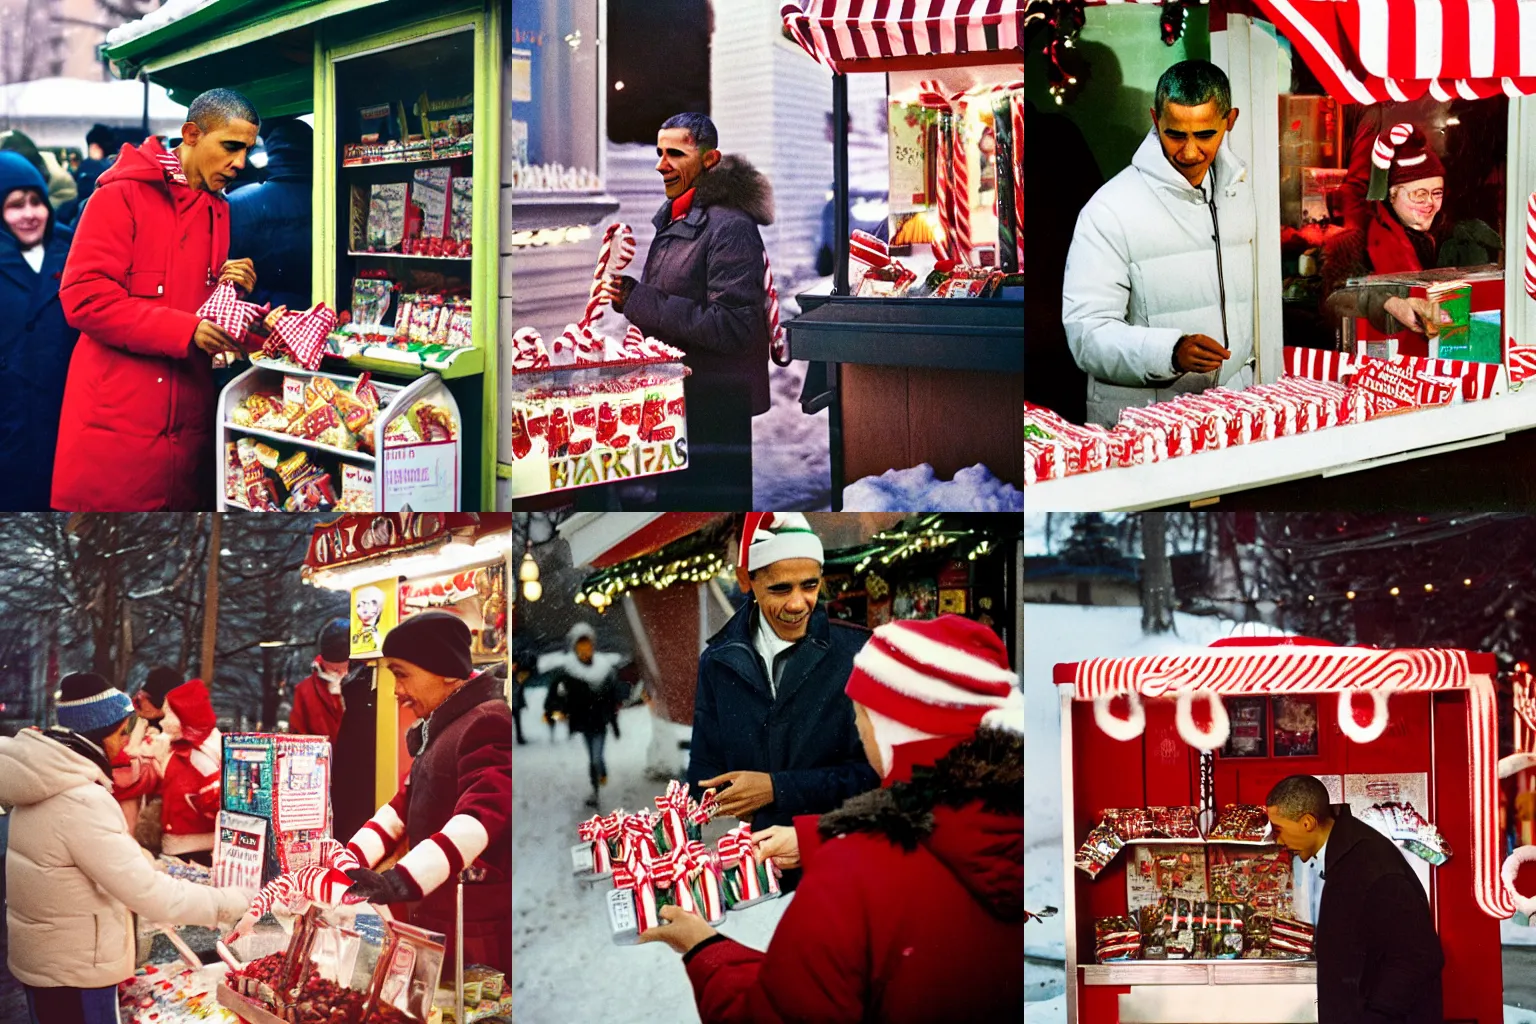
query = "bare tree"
(1141, 511, 1175, 635)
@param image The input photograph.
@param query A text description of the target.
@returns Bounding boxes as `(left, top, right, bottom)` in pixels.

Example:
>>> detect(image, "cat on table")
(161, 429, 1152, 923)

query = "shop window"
(1218, 694, 1319, 758)
(1278, 59, 1507, 361)
(509, 0, 602, 173)
(605, 0, 711, 145)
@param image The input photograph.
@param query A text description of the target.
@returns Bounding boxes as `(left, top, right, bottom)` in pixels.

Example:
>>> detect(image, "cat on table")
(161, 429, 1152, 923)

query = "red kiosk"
(1055, 638, 1513, 1022)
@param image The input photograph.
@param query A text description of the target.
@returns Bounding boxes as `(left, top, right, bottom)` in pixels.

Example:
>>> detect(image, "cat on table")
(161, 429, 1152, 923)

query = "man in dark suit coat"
(1266, 775, 1445, 1024)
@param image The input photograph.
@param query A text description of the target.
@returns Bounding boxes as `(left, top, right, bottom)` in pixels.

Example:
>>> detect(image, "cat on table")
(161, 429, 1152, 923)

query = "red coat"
(289, 671, 344, 743)
(684, 736, 1024, 1023)
(53, 137, 228, 510)
(160, 679, 221, 850)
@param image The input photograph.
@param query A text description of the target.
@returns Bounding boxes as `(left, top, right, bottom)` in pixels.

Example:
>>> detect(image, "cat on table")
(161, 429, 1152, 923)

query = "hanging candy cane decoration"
(1503, 846, 1536, 918)
(1012, 92, 1025, 269)
(583, 222, 636, 328)
(917, 81, 955, 262)
(948, 90, 972, 262)
(1175, 691, 1231, 751)
(765, 249, 789, 366)
(1524, 192, 1536, 300)
(1092, 691, 1146, 741)
(1338, 690, 1391, 743)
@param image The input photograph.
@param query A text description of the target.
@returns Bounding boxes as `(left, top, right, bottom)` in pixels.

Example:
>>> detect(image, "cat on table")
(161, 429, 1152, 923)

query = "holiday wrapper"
(620, 811, 660, 865)
(676, 840, 727, 925)
(612, 858, 661, 933)
(579, 816, 613, 875)
(654, 780, 693, 853)
(717, 823, 781, 908)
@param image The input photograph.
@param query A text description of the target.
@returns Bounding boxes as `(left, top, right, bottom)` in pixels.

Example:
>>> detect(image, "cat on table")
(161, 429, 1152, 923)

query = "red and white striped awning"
(779, 0, 1025, 72)
(1056, 637, 1515, 920)
(1249, 0, 1536, 103)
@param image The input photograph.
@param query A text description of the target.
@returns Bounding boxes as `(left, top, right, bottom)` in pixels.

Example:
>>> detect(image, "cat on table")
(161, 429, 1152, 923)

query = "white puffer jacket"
(0, 729, 247, 988)
(1063, 129, 1257, 426)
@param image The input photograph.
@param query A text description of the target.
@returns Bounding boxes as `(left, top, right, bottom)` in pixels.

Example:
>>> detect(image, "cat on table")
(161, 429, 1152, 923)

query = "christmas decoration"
(1338, 689, 1391, 743)
(1175, 690, 1230, 751)
(1093, 691, 1146, 741)
(583, 222, 637, 328)
(1503, 845, 1536, 918)
(1027, 1, 1085, 105)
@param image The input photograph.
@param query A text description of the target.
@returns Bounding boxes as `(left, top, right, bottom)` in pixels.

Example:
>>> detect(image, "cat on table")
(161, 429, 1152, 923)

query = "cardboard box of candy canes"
(507, 321, 690, 497)
(1025, 346, 1510, 483)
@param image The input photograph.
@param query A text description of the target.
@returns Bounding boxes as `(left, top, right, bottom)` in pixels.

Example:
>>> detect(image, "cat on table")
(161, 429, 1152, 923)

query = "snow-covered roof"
(106, 0, 222, 48)
(0, 77, 186, 122)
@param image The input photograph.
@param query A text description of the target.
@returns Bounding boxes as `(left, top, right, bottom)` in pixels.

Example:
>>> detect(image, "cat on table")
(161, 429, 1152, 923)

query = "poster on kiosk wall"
(351, 578, 399, 659)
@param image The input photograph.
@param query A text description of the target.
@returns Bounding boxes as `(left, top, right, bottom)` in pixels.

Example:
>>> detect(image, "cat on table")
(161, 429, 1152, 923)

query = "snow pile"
(514, 687, 789, 1023)
(754, 359, 831, 511)
(844, 463, 1022, 512)
(106, 0, 221, 47)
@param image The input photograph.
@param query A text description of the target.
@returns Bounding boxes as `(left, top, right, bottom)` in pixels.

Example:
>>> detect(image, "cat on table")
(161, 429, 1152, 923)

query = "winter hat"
(1367, 123, 1446, 201)
(567, 621, 596, 647)
(164, 679, 217, 746)
(845, 615, 1023, 749)
(86, 124, 115, 152)
(56, 672, 133, 739)
(740, 513, 824, 574)
(382, 610, 474, 680)
(319, 618, 351, 662)
(0, 151, 52, 244)
(140, 665, 184, 708)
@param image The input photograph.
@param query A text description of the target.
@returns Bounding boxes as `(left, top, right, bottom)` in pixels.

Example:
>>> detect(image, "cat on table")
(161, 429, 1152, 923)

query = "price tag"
(607, 887, 639, 944)
(571, 842, 593, 874)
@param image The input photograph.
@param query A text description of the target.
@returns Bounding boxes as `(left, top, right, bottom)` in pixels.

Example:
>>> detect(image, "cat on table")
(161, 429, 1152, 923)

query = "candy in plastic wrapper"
(1206, 804, 1272, 842)
(1094, 915, 1142, 962)
(1074, 824, 1125, 878)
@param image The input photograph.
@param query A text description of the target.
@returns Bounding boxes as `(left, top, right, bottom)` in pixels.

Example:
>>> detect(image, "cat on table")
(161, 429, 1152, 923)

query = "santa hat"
(845, 615, 1022, 771)
(1367, 123, 1445, 201)
(164, 679, 217, 747)
(739, 513, 823, 574)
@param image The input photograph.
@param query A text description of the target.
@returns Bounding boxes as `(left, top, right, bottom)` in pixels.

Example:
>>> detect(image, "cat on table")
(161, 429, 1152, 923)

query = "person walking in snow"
(539, 622, 626, 808)
(640, 614, 1024, 1023)
(0, 672, 251, 1024)
(338, 611, 512, 976)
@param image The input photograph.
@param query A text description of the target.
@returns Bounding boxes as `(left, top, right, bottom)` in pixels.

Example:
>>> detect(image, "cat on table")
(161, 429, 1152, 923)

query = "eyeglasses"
(1398, 188, 1445, 205)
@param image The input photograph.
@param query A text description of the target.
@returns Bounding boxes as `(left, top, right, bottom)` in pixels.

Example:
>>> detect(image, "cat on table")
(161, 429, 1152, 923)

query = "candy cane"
(1093, 691, 1146, 741)
(1175, 691, 1230, 751)
(512, 327, 550, 371)
(1012, 93, 1025, 268)
(765, 249, 789, 366)
(917, 81, 955, 261)
(1525, 191, 1536, 300)
(1338, 690, 1391, 743)
(583, 222, 636, 328)
(949, 90, 972, 262)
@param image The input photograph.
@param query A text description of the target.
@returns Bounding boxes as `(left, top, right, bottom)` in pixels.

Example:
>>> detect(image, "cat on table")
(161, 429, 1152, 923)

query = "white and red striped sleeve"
(343, 787, 410, 870)
(391, 814, 492, 899)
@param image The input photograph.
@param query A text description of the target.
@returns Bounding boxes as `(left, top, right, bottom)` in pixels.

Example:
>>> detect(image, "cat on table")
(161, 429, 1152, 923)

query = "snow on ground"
(844, 463, 1023, 512)
(1022, 606, 1292, 981)
(513, 687, 789, 1023)
(754, 360, 831, 511)
(1509, 1008, 1536, 1023)
(1026, 993, 1067, 1023)
(1506, 917, 1536, 946)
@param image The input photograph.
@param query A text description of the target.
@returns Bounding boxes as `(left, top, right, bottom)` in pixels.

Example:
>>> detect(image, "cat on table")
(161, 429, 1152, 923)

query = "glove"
(343, 867, 420, 905)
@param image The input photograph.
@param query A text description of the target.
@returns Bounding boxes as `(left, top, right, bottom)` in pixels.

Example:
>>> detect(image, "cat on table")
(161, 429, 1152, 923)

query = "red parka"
(53, 137, 228, 511)
(683, 731, 1024, 1024)
(159, 679, 221, 855)
(288, 668, 344, 743)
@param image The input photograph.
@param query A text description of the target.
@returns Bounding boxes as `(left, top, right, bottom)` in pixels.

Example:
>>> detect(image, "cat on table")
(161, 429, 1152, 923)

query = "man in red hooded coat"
(52, 88, 259, 511)
(640, 615, 1024, 1024)
(157, 679, 222, 865)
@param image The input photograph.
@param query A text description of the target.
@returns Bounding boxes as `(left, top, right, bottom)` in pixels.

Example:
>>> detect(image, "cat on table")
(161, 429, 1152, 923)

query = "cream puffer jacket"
(0, 728, 248, 988)
(1063, 129, 1257, 427)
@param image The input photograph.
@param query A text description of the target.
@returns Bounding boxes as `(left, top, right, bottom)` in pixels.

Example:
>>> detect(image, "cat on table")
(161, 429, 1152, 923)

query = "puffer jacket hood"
(0, 728, 109, 807)
(817, 727, 1023, 921)
(692, 154, 774, 226)
(95, 136, 185, 193)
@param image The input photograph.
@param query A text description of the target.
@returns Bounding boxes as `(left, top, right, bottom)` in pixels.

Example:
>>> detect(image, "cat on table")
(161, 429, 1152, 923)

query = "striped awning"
(779, 0, 1025, 72)
(1248, 0, 1536, 103)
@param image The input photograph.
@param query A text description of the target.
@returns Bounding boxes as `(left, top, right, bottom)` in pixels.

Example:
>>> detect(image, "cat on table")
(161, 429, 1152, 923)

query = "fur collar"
(537, 649, 622, 686)
(818, 728, 1022, 848)
(693, 154, 774, 226)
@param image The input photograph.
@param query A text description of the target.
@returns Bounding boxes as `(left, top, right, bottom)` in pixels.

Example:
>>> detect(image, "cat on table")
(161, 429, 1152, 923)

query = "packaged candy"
(1208, 846, 1294, 917)
(277, 452, 314, 491)
(1266, 916, 1314, 957)
(1074, 824, 1124, 878)
(1094, 916, 1142, 962)
(338, 465, 375, 512)
(1206, 805, 1272, 843)
(351, 276, 393, 327)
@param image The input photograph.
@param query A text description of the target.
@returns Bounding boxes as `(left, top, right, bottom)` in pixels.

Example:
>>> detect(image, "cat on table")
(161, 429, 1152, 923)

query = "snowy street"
(512, 686, 789, 1023)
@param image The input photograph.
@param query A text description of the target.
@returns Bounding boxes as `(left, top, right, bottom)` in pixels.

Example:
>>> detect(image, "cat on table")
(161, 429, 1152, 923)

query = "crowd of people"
(0, 605, 513, 1022)
(0, 88, 313, 511)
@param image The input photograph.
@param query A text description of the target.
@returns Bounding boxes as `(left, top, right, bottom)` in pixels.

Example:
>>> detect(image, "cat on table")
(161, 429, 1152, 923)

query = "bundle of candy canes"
(223, 838, 361, 944)
(511, 323, 683, 372)
(1026, 355, 1506, 485)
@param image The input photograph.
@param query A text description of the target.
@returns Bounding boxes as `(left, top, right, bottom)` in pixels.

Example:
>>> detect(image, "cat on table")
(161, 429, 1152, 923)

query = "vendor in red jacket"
(158, 678, 223, 866)
(52, 88, 258, 511)
(288, 618, 350, 743)
(340, 611, 512, 975)
(640, 615, 1024, 1024)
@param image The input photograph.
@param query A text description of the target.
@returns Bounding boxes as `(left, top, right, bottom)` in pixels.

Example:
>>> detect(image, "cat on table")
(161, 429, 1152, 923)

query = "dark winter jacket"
(687, 599, 879, 836)
(396, 672, 511, 974)
(682, 728, 1024, 1023)
(622, 155, 774, 418)
(1315, 803, 1445, 1024)
(0, 153, 77, 510)
(54, 136, 229, 511)
(227, 119, 312, 311)
(330, 664, 377, 842)
(539, 648, 624, 736)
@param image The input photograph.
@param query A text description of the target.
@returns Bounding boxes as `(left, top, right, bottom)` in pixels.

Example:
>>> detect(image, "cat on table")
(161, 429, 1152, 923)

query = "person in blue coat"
(687, 513, 880, 890)
(227, 117, 312, 311)
(0, 151, 77, 510)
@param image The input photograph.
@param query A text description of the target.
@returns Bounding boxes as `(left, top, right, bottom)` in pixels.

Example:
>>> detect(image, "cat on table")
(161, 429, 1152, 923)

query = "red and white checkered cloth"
(197, 282, 269, 343)
(266, 304, 338, 370)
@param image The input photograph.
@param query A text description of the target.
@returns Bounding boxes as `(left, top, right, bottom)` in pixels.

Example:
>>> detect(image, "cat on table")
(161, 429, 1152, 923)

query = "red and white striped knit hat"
(845, 615, 1022, 757)
(739, 513, 824, 573)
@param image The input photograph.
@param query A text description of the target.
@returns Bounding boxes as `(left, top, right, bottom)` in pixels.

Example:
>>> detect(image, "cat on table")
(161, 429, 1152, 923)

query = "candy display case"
(217, 361, 461, 512)
(776, 5, 1024, 506)
(1055, 639, 1509, 1024)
